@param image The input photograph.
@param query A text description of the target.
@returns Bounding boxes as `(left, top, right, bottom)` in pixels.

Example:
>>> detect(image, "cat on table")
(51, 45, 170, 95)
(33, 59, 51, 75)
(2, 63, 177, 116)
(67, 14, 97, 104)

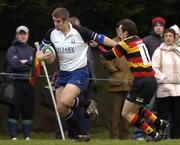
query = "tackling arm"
(99, 43, 125, 60)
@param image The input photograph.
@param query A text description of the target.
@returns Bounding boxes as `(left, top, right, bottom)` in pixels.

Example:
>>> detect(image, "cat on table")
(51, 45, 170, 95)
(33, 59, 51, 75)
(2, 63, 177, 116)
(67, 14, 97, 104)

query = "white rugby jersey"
(42, 23, 98, 71)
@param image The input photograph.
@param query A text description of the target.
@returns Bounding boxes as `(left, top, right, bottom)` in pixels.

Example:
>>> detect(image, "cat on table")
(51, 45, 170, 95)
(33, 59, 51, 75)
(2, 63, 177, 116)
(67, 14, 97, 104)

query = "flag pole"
(34, 42, 65, 140)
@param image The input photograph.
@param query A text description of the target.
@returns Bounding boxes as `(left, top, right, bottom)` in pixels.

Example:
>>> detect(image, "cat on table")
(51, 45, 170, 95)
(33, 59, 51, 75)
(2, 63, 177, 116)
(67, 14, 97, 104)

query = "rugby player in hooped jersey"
(36, 7, 117, 141)
(100, 19, 169, 141)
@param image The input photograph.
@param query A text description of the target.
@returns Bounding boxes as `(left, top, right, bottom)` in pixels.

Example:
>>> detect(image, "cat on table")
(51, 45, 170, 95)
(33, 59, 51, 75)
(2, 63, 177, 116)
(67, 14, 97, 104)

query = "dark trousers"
(156, 96, 180, 139)
(108, 91, 131, 139)
(8, 80, 35, 138)
(9, 80, 35, 120)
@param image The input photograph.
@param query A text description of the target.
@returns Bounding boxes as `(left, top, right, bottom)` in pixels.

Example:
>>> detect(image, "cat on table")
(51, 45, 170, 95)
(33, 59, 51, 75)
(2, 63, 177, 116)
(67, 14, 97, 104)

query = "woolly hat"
(152, 17, 166, 27)
(170, 24, 180, 36)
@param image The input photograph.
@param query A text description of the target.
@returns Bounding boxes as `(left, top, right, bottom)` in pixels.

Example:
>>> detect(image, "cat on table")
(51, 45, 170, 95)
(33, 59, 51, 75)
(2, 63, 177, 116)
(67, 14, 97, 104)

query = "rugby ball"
(42, 45, 56, 63)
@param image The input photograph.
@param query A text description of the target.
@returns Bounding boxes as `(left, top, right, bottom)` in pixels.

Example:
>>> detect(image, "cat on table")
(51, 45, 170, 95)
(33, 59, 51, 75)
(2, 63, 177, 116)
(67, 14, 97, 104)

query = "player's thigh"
(56, 86, 69, 113)
(56, 86, 64, 106)
(61, 84, 81, 106)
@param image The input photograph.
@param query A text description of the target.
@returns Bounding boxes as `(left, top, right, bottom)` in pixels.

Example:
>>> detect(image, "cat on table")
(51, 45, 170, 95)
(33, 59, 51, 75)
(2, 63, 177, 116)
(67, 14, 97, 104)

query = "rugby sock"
(72, 97, 79, 110)
(138, 107, 161, 127)
(77, 93, 91, 108)
(22, 120, 32, 138)
(8, 118, 18, 138)
(130, 114, 156, 137)
(64, 107, 84, 121)
(64, 108, 86, 135)
(64, 110, 74, 120)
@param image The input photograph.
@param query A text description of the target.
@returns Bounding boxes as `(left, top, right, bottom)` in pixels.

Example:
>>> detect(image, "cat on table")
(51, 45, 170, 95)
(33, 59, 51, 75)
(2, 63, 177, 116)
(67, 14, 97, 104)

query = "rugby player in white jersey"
(36, 7, 117, 140)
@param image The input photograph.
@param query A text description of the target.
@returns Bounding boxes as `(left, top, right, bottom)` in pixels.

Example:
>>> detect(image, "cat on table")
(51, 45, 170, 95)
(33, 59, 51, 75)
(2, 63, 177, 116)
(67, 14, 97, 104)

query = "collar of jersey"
(68, 22, 73, 31)
(63, 22, 73, 37)
(124, 35, 138, 41)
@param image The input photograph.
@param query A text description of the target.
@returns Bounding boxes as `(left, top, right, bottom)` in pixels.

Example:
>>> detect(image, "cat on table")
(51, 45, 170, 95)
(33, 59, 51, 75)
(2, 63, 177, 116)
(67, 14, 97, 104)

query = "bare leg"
(56, 84, 80, 117)
(121, 99, 140, 122)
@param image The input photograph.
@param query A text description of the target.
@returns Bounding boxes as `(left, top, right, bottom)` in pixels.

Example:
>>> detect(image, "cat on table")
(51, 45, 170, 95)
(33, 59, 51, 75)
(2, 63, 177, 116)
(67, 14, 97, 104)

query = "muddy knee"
(57, 103, 69, 117)
(60, 96, 74, 108)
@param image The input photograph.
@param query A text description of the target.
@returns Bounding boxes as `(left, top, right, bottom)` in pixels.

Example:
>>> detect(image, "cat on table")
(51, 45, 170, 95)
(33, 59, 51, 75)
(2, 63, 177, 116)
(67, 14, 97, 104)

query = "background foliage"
(0, 0, 180, 49)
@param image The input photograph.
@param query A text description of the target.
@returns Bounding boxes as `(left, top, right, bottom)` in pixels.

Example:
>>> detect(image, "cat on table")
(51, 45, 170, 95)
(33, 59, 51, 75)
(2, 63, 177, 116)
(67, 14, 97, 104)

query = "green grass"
(0, 129, 180, 145)
(0, 139, 180, 145)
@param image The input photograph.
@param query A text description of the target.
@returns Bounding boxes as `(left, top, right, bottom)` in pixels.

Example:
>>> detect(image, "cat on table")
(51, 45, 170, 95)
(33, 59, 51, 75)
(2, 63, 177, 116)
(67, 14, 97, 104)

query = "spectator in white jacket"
(152, 28, 180, 139)
(170, 24, 180, 47)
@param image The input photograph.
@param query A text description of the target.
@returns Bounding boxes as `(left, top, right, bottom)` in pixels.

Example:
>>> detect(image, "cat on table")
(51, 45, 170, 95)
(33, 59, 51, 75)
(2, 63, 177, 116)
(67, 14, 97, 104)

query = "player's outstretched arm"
(103, 36, 117, 47)
(99, 44, 125, 61)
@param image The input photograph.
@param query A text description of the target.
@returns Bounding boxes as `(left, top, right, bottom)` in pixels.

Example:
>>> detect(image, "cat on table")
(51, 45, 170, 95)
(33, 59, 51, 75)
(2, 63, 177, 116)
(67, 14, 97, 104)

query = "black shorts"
(126, 77, 157, 105)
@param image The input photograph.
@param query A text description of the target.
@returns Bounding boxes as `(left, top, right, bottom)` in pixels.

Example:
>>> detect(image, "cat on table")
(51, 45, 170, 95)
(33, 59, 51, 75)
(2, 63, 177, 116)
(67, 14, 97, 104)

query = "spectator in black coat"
(143, 17, 166, 58)
(5, 25, 36, 141)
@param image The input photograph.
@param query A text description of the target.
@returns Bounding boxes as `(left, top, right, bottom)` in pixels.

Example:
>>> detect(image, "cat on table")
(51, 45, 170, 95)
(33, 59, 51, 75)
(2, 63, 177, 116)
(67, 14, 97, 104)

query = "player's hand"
(45, 52, 54, 62)
(36, 50, 53, 61)
(98, 45, 108, 53)
(89, 40, 98, 48)
(36, 50, 45, 60)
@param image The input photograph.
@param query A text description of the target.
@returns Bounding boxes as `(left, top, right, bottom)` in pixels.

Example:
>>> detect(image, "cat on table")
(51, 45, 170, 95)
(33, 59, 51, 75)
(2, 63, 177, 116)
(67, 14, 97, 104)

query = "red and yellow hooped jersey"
(112, 35, 155, 78)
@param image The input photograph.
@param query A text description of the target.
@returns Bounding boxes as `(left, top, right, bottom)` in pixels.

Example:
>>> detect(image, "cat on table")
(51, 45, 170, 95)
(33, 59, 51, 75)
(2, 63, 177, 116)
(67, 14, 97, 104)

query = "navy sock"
(22, 120, 32, 138)
(65, 108, 86, 135)
(77, 93, 91, 108)
(8, 118, 18, 138)
(72, 97, 79, 110)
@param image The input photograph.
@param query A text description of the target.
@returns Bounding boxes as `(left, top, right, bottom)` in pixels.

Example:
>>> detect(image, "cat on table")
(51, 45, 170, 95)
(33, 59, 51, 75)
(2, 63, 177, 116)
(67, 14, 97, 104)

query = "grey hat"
(16, 25, 29, 33)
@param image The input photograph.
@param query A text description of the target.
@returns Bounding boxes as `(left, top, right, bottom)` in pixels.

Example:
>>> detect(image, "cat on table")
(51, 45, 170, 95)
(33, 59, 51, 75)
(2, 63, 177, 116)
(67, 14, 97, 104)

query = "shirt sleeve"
(73, 25, 94, 43)
(73, 25, 105, 44)
(112, 43, 128, 57)
(101, 42, 128, 60)
(41, 28, 54, 49)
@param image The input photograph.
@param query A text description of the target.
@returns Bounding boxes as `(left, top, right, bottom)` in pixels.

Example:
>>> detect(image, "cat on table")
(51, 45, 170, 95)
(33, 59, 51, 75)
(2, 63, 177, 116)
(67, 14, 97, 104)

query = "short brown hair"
(163, 28, 176, 39)
(52, 7, 69, 20)
(119, 19, 137, 35)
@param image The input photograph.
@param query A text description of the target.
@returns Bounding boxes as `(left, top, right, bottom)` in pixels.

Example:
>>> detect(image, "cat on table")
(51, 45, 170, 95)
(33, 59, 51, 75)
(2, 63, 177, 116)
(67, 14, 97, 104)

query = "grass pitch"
(0, 139, 180, 145)
(0, 129, 180, 145)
